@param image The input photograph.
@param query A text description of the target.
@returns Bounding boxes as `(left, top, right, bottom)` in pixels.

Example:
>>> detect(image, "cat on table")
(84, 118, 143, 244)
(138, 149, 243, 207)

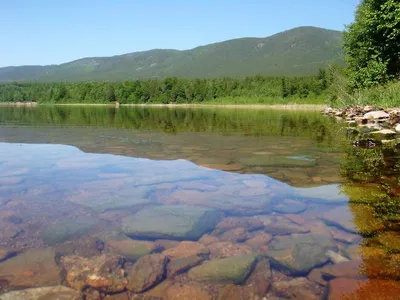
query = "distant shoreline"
(0, 102, 327, 111)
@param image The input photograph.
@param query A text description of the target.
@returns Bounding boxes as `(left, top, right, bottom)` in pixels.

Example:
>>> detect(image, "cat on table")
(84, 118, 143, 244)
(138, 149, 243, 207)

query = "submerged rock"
(218, 259, 272, 300)
(0, 248, 60, 289)
(319, 260, 363, 280)
(272, 199, 307, 214)
(271, 277, 324, 300)
(67, 186, 153, 213)
(122, 205, 221, 241)
(61, 254, 126, 293)
(188, 255, 257, 284)
(263, 216, 310, 235)
(0, 286, 80, 300)
(106, 238, 158, 261)
(266, 234, 336, 275)
(42, 216, 100, 245)
(126, 253, 168, 293)
(167, 255, 205, 277)
(215, 217, 264, 233)
(208, 242, 253, 259)
(219, 228, 252, 243)
(164, 283, 212, 300)
(163, 241, 209, 259)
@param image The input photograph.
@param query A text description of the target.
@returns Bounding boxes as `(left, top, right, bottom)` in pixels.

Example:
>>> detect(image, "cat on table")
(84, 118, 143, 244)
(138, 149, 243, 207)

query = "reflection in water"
(0, 106, 400, 298)
(0, 106, 345, 188)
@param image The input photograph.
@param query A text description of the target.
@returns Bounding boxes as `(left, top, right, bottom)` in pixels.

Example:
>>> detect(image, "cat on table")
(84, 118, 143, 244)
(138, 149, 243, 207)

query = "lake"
(0, 105, 399, 299)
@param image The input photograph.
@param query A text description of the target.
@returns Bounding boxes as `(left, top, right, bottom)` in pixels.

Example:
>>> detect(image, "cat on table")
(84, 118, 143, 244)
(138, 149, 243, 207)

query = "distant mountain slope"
(0, 27, 344, 82)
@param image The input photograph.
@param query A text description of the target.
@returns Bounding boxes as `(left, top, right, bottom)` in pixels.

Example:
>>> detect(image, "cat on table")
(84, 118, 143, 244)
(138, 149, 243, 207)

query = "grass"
(201, 94, 327, 105)
(330, 80, 400, 108)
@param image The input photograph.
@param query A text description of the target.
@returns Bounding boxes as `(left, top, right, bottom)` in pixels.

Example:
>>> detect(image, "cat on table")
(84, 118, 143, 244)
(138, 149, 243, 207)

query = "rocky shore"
(323, 106, 400, 147)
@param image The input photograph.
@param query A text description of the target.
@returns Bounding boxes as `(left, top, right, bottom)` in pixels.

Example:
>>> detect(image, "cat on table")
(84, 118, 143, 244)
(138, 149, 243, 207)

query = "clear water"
(0, 106, 399, 299)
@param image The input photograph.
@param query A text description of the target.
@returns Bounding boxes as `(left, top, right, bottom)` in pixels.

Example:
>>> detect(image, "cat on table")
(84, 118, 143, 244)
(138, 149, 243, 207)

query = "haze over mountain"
(0, 27, 343, 82)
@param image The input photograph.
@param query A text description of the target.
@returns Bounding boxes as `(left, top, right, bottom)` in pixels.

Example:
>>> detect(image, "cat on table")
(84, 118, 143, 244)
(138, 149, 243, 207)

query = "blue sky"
(2, 0, 360, 67)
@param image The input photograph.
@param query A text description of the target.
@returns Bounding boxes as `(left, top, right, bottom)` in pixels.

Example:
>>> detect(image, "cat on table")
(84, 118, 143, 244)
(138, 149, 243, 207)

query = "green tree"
(281, 78, 289, 98)
(344, 0, 400, 88)
(106, 85, 116, 102)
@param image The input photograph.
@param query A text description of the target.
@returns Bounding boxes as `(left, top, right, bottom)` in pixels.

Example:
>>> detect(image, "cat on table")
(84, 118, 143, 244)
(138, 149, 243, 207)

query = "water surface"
(0, 106, 399, 299)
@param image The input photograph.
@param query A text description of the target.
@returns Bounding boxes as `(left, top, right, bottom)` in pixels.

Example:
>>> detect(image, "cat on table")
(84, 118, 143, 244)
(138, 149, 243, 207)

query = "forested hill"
(0, 26, 343, 82)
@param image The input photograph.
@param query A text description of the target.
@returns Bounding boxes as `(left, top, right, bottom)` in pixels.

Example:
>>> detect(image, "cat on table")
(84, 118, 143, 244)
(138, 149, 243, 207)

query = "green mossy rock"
(122, 205, 221, 241)
(106, 239, 158, 261)
(188, 255, 257, 284)
(41, 216, 100, 245)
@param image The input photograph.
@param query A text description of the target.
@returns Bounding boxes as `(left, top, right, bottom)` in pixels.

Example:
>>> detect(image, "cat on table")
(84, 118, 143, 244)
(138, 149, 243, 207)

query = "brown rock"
(166, 283, 212, 300)
(104, 292, 131, 299)
(61, 254, 126, 293)
(198, 234, 220, 246)
(284, 214, 310, 225)
(219, 228, 251, 243)
(0, 249, 13, 262)
(307, 221, 333, 237)
(320, 260, 364, 280)
(215, 217, 263, 232)
(126, 254, 168, 293)
(208, 242, 253, 259)
(330, 227, 362, 244)
(0, 248, 60, 290)
(272, 277, 324, 300)
(307, 268, 327, 286)
(155, 239, 180, 250)
(218, 259, 272, 299)
(245, 231, 272, 251)
(163, 241, 209, 259)
(264, 216, 309, 235)
(167, 255, 204, 277)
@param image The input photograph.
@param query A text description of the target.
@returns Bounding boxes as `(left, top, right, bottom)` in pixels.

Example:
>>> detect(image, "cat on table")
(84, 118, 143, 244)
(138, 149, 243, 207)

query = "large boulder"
(60, 254, 127, 293)
(266, 234, 336, 275)
(122, 205, 221, 241)
(188, 255, 257, 284)
(363, 110, 389, 119)
(126, 253, 168, 293)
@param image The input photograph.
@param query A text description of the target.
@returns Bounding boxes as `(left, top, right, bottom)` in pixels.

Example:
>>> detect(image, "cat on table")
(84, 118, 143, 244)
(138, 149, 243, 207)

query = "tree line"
(0, 74, 330, 104)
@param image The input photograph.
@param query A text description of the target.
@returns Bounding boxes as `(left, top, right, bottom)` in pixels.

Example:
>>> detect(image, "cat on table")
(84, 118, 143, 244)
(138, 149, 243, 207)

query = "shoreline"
(0, 102, 327, 111)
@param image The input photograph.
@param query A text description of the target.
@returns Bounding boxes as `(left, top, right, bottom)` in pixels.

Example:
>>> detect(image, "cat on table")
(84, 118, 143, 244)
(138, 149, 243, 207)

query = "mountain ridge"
(0, 26, 344, 82)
